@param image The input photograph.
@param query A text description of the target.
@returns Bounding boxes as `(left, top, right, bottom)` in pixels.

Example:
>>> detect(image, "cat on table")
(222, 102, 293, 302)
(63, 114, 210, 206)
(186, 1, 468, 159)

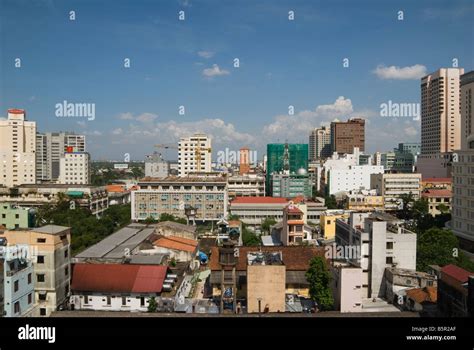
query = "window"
(28, 293, 33, 304)
(427, 280, 433, 287)
(38, 293, 47, 301)
(40, 308, 46, 316)
(14, 301, 20, 314)
(106, 296, 111, 305)
(37, 274, 45, 282)
(386, 242, 393, 249)
(28, 273, 32, 284)
(37, 255, 45, 264)
(64, 249, 69, 258)
(14, 280, 19, 292)
(122, 297, 127, 306)
(65, 266, 69, 276)
(37, 238, 46, 243)
(386, 257, 393, 264)
(140, 297, 145, 306)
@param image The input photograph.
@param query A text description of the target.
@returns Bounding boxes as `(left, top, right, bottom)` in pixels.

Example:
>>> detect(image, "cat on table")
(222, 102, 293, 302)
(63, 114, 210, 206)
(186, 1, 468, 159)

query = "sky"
(1, 0, 473, 161)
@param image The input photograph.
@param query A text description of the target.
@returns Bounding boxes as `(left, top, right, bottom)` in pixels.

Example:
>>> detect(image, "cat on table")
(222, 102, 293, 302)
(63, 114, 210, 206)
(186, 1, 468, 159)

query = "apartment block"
(178, 134, 212, 177)
(309, 126, 331, 161)
(330, 118, 365, 154)
(326, 165, 384, 196)
(371, 173, 422, 210)
(227, 174, 265, 198)
(131, 176, 227, 222)
(0, 203, 35, 229)
(271, 173, 312, 198)
(58, 152, 90, 185)
(0, 225, 71, 317)
(145, 152, 169, 178)
(0, 109, 36, 188)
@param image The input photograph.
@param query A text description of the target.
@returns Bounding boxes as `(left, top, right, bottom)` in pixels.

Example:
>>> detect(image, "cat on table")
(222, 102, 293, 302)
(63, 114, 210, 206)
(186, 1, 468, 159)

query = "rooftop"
(441, 264, 473, 283)
(71, 264, 168, 293)
(138, 176, 227, 183)
(247, 251, 283, 266)
(421, 189, 452, 198)
(153, 221, 197, 233)
(153, 236, 198, 253)
(406, 287, 437, 304)
(32, 225, 70, 235)
(422, 177, 452, 183)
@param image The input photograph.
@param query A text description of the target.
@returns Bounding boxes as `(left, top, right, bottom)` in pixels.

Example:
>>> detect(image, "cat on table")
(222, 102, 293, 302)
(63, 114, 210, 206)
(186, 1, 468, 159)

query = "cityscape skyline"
(1, 0, 473, 160)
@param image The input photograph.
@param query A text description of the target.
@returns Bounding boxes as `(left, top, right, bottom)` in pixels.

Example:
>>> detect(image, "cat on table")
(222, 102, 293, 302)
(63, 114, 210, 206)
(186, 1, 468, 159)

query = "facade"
(330, 118, 365, 154)
(437, 264, 473, 317)
(397, 143, 421, 157)
(452, 70, 474, 251)
(178, 134, 212, 177)
(58, 152, 90, 185)
(0, 109, 36, 188)
(320, 211, 349, 240)
(239, 147, 251, 175)
(229, 196, 326, 226)
(309, 127, 331, 161)
(331, 264, 363, 313)
(0, 184, 108, 217)
(131, 177, 228, 222)
(145, 152, 169, 178)
(344, 189, 384, 212)
(265, 143, 308, 195)
(271, 173, 312, 198)
(279, 204, 313, 245)
(0, 225, 71, 317)
(36, 132, 86, 182)
(421, 68, 464, 155)
(326, 165, 384, 196)
(227, 174, 265, 198)
(416, 153, 454, 179)
(0, 243, 36, 317)
(70, 263, 169, 312)
(421, 189, 452, 216)
(0, 203, 35, 229)
(371, 173, 422, 210)
(335, 212, 417, 299)
(421, 177, 452, 191)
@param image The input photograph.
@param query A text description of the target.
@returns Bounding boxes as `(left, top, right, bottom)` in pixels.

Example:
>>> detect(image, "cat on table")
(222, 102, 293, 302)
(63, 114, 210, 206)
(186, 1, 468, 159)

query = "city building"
(370, 173, 422, 210)
(452, 70, 474, 251)
(416, 152, 454, 178)
(227, 174, 265, 198)
(36, 132, 86, 182)
(421, 177, 452, 191)
(131, 176, 227, 222)
(330, 118, 365, 154)
(437, 264, 473, 317)
(309, 127, 331, 161)
(344, 189, 384, 212)
(0, 109, 36, 188)
(0, 243, 36, 317)
(229, 196, 326, 227)
(335, 212, 417, 299)
(271, 172, 312, 198)
(145, 152, 169, 178)
(58, 152, 90, 185)
(152, 221, 197, 241)
(421, 189, 452, 216)
(0, 184, 108, 217)
(0, 203, 35, 229)
(421, 68, 464, 155)
(265, 143, 308, 195)
(326, 165, 384, 196)
(397, 143, 421, 157)
(320, 210, 350, 241)
(239, 147, 251, 175)
(0, 225, 71, 317)
(153, 236, 198, 262)
(70, 263, 170, 312)
(278, 204, 314, 245)
(178, 134, 212, 177)
(331, 263, 363, 313)
(106, 184, 134, 205)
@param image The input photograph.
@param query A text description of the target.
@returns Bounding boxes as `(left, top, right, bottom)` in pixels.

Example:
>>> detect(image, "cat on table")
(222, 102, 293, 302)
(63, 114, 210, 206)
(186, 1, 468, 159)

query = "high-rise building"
(330, 118, 365, 154)
(266, 143, 308, 195)
(144, 152, 169, 178)
(421, 68, 464, 155)
(58, 152, 91, 185)
(452, 70, 474, 251)
(309, 127, 331, 161)
(178, 133, 212, 177)
(36, 132, 86, 182)
(397, 143, 421, 157)
(239, 147, 251, 175)
(0, 109, 36, 188)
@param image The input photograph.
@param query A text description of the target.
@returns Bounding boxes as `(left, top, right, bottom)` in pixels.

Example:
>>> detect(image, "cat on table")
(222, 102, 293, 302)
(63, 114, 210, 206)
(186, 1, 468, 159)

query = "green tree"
(417, 227, 458, 272)
(398, 192, 415, 219)
(305, 256, 334, 311)
(144, 216, 158, 225)
(325, 195, 338, 210)
(261, 217, 277, 234)
(147, 297, 158, 312)
(131, 166, 145, 179)
(437, 203, 450, 215)
(242, 227, 261, 246)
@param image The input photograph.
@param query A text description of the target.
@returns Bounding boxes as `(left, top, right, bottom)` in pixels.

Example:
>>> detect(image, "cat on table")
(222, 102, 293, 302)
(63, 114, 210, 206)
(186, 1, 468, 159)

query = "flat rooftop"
(138, 176, 227, 183)
(33, 225, 70, 235)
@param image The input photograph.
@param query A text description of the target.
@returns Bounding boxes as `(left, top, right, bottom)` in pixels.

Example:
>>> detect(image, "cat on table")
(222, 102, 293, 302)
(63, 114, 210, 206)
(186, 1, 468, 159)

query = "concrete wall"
(247, 265, 286, 313)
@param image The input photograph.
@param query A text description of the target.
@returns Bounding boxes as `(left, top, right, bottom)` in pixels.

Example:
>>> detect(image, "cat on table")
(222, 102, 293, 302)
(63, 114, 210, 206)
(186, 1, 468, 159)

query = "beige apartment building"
(0, 225, 71, 316)
(421, 68, 464, 155)
(309, 126, 331, 161)
(371, 173, 422, 210)
(178, 133, 212, 177)
(452, 70, 474, 251)
(58, 152, 91, 185)
(330, 118, 365, 154)
(0, 109, 36, 188)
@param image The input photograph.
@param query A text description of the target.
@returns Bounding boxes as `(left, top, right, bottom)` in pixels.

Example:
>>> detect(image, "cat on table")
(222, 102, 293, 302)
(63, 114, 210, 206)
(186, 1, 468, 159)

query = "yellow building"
(320, 211, 349, 240)
(345, 194, 384, 211)
(421, 189, 452, 216)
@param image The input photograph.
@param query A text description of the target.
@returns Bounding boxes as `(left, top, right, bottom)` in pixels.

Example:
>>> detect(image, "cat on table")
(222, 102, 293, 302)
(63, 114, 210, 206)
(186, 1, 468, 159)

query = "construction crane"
(154, 143, 211, 172)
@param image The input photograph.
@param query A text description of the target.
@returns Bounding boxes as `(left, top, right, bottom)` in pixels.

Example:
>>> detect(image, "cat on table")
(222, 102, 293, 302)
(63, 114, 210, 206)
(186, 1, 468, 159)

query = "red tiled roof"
(106, 184, 128, 193)
(71, 264, 168, 293)
(285, 205, 303, 214)
(231, 197, 289, 204)
(406, 287, 437, 304)
(422, 178, 452, 183)
(421, 189, 452, 198)
(441, 264, 472, 283)
(8, 108, 25, 114)
(209, 246, 325, 271)
(154, 236, 198, 253)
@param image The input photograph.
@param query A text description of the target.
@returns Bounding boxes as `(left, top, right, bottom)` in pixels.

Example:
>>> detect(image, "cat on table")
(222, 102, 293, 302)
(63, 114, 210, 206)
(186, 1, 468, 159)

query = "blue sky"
(1, 0, 473, 160)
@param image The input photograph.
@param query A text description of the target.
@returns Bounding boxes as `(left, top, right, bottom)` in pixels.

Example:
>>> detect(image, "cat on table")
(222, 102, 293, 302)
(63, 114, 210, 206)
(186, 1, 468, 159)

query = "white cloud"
(76, 121, 86, 128)
(29, 96, 36, 102)
(85, 130, 103, 136)
(197, 51, 214, 59)
(118, 112, 157, 123)
(118, 112, 134, 120)
(112, 128, 123, 135)
(202, 64, 230, 78)
(373, 64, 427, 80)
(404, 125, 418, 136)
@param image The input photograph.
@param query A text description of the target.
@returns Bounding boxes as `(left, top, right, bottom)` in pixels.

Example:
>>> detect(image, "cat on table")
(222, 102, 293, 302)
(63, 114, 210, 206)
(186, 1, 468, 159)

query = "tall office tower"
(58, 152, 91, 185)
(421, 68, 464, 155)
(452, 70, 474, 251)
(239, 147, 251, 175)
(178, 133, 212, 177)
(330, 118, 365, 154)
(309, 126, 331, 161)
(35, 132, 86, 182)
(0, 109, 36, 187)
